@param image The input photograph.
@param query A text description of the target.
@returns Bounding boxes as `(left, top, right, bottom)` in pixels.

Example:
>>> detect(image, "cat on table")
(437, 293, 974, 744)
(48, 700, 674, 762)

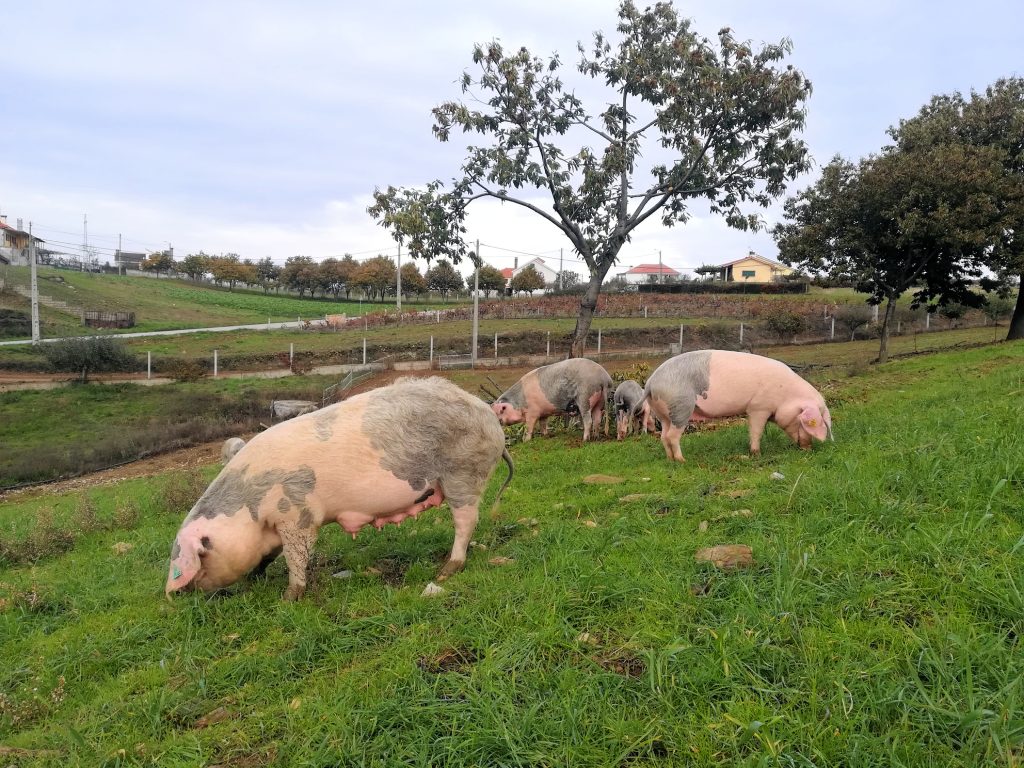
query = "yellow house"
(709, 251, 794, 283)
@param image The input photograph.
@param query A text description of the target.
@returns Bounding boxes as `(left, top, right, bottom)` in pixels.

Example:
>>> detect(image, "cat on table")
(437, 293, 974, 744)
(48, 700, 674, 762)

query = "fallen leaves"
(487, 556, 515, 566)
(193, 706, 233, 730)
(583, 474, 624, 485)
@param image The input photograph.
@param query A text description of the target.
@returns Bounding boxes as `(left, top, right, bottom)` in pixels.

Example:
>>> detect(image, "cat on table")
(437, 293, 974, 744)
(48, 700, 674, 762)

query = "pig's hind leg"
(436, 503, 479, 582)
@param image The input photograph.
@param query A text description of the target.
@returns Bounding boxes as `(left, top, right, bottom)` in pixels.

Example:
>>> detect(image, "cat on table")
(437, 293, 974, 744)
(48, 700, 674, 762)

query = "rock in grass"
(694, 544, 754, 569)
(421, 582, 446, 597)
(619, 493, 656, 502)
(584, 474, 624, 485)
(771, 472, 786, 481)
(488, 556, 515, 566)
(332, 570, 354, 579)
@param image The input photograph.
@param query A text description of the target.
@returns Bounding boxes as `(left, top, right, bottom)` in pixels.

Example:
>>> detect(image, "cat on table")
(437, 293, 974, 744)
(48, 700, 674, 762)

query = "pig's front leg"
(277, 521, 318, 601)
(523, 413, 539, 441)
(539, 416, 549, 436)
(747, 411, 770, 455)
(436, 504, 479, 582)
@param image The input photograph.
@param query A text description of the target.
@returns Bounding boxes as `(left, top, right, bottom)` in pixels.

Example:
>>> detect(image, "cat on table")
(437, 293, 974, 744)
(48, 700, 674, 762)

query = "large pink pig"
(166, 376, 513, 600)
(643, 350, 832, 462)
(491, 358, 613, 441)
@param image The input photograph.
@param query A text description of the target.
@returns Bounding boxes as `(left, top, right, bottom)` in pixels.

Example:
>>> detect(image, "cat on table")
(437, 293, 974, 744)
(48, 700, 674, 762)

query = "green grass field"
(1, 342, 1022, 766)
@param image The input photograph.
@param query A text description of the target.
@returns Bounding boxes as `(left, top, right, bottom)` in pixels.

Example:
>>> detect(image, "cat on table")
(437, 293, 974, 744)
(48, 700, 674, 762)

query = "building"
(114, 250, 147, 273)
(616, 263, 681, 284)
(503, 256, 560, 289)
(705, 251, 794, 283)
(0, 216, 44, 266)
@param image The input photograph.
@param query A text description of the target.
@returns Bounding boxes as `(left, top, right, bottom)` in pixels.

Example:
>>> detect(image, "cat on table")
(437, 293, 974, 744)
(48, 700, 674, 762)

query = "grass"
(1, 342, 1022, 766)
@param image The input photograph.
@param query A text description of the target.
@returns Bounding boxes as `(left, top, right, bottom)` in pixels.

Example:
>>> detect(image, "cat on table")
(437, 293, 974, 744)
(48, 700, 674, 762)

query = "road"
(0, 319, 311, 346)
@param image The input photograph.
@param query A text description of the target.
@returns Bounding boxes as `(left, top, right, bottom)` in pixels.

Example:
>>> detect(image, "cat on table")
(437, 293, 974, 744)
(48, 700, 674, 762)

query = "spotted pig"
(166, 377, 513, 600)
(644, 350, 833, 462)
(613, 380, 655, 440)
(492, 358, 613, 441)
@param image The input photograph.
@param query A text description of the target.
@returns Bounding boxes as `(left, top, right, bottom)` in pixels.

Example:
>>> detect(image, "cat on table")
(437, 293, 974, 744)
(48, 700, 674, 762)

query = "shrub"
(162, 359, 206, 383)
(982, 294, 1014, 325)
(41, 336, 138, 382)
(760, 309, 807, 342)
(833, 304, 873, 341)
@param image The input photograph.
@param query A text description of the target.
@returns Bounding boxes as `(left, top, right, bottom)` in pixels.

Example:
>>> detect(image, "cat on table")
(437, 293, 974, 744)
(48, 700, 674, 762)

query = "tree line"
(138, 251, 559, 300)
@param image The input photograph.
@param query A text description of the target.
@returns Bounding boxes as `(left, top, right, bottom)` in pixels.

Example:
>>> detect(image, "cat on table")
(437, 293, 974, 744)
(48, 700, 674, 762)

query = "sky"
(1, 0, 1021, 279)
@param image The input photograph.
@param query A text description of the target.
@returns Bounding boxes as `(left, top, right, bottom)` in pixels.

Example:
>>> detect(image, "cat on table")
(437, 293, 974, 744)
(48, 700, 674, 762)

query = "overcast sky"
(1, 1, 1020, 278)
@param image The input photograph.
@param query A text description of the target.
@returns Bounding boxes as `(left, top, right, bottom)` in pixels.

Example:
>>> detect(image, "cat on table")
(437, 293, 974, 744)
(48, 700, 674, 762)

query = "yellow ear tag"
(807, 418, 818, 427)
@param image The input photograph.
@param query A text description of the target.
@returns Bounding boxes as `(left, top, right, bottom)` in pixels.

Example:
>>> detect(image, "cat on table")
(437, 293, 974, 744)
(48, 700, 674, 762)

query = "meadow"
(1, 342, 1021, 766)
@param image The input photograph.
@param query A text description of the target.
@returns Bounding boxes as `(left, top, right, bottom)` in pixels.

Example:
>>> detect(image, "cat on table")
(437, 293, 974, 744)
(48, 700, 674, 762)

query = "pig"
(643, 350, 832, 462)
(166, 376, 513, 601)
(613, 380, 655, 440)
(491, 358, 613, 441)
(220, 437, 246, 464)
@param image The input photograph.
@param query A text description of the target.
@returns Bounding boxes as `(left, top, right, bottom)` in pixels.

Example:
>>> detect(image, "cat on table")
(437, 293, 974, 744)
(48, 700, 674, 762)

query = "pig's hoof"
(282, 585, 305, 601)
(435, 560, 465, 582)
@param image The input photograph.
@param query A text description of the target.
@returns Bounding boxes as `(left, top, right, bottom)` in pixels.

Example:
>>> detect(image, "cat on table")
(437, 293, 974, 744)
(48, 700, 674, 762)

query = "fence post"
(547, 331, 550, 358)
(597, 328, 602, 353)
(363, 338, 367, 365)
(436, 311, 440, 324)
(147, 351, 151, 380)
(679, 324, 683, 349)
(290, 343, 294, 371)
(429, 336, 434, 367)
(740, 322, 744, 345)
(268, 317, 271, 330)
(897, 320, 901, 335)
(831, 317, 835, 340)
(494, 332, 498, 359)
(925, 313, 930, 330)
(644, 305, 648, 319)
(213, 350, 218, 378)
(872, 305, 879, 324)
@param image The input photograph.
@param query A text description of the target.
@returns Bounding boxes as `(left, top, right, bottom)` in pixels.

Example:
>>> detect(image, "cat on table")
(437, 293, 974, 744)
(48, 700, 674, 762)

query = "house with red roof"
(0, 216, 45, 266)
(616, 263, 681, 284)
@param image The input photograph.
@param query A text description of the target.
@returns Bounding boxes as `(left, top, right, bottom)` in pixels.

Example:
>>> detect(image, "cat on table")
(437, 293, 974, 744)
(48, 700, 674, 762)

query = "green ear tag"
(172, 566, 182, 579)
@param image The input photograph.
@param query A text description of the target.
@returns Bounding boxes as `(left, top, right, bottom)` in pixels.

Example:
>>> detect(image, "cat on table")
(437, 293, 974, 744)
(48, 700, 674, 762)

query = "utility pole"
(471, 239, 480, 368)
(82, 214, 88, 271)
(118, 233, 123, 276)
(29, 222, 40, 344)
(396, 243, 402, 312)
(659, 250, 663, 285)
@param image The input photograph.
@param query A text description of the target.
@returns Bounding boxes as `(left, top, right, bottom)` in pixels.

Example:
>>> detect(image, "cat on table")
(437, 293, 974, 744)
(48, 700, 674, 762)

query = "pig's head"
(797, 403, 830, 443)
(615, 406, 631, 440)
(165, 523, 249, 597)
(492, 400, 523, 426)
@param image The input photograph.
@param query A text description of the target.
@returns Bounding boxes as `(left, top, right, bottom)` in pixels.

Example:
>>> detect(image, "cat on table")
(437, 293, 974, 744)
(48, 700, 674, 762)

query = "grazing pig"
(644, 350, 832, 462)
(492, 358, 613, 441)
(613, 380, 654, 440)
(220, 437, 246, 464)
(166, 377, 513, 601)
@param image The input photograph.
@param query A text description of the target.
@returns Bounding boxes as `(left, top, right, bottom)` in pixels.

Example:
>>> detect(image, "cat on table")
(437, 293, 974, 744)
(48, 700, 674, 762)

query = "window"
(741, 270, 756, 278)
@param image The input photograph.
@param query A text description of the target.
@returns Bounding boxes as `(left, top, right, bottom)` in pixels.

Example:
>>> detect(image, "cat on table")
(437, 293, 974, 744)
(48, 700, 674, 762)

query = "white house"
(616, 263, 681, 284)
(503, 256, 560, 289)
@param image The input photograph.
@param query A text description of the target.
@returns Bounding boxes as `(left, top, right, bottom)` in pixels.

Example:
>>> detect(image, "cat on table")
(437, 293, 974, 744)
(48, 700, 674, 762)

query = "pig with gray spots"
(644, 350, 832, 462)
(166, 376, 513, 600)
(613, 380, 655, 440)
(492, 358, 613, 441)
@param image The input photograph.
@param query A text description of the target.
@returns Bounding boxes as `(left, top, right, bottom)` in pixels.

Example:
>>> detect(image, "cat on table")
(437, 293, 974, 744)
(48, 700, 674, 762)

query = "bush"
(982, 294, 1014, 325)
(760, 309, 807, 342)
(41, 336, 138, 382)
(161, 359, 206, 382)
(833, 304, 873, 341)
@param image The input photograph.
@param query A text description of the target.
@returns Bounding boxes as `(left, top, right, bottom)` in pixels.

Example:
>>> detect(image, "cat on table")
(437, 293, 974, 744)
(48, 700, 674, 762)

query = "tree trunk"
(570, 272, 603, 358)
(876, 297, 898, 363)
(1007, 271, 1024, 340)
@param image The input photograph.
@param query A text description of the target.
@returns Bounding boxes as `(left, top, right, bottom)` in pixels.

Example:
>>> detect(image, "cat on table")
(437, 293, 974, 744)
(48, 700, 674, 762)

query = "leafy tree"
(400, 262, 427, 298)
(774, 144, 1006, 362)
(892, 78, 1024, 340)
(510, 265, 546, 295)
(694, 265, 721, 281)
(982, 293, 1014, 325)
(281, 256, 318, 297)
(832, 303, 873, 341)
(760, 307, 806, 342)
(42, 336, 137, 383)
(140, 250, 174, 277)
(354, 256, 397, 301)
(557, 270, 581, 291)
(207, 254, 251, 291)
(938, 302, 968, 328)
(318, 257, 348, 299)
(369, 1, 812, 356)
(255, 257, 281, 293)
(476, 264, 507, 297)
(337, 255, 360, 299)
(180, 253, 209, 281)
(425, 259, 464, 299)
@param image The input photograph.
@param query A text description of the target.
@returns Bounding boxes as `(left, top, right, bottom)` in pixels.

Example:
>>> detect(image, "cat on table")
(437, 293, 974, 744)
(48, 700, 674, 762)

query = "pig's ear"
(799, 406, 828, 442)
(165, 532, 208, 595)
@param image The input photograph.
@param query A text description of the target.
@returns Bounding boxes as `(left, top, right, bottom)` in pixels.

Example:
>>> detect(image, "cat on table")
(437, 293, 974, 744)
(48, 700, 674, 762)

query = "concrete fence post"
(679, 324, 683, 348)
(494, 332, 498, 359)
(831, 317, 835, 340)
(213, 350, 218, 378)
(363, 338, 367, 365)
(547, 331, 550, 358)
(740, 322, 744, 344)
(429, 336, 434, 367)
(925, 313, 930, 330)
(290, 343, 294, 371)
(147, 351, 151, 380)
(597, 328, 602, 353)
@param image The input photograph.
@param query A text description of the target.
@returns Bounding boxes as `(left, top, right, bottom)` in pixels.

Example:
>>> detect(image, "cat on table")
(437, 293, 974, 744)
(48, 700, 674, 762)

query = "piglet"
(492, 358, 612, 441)
(166, 376, 513, 600)
(644, 350, 832, 462)
(612, 380, 654, 440)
